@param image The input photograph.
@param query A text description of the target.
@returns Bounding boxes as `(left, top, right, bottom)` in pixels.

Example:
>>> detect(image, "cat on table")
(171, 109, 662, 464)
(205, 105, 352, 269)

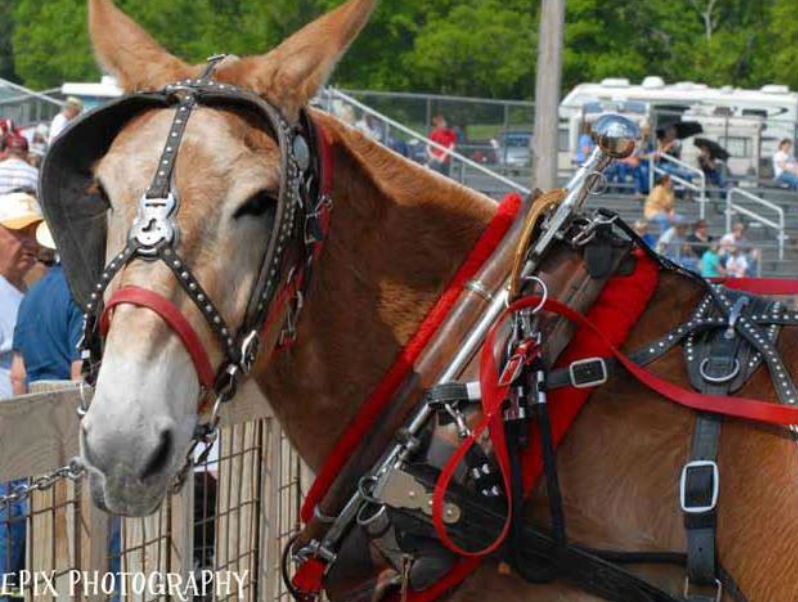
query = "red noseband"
(100, 286, 216, 392)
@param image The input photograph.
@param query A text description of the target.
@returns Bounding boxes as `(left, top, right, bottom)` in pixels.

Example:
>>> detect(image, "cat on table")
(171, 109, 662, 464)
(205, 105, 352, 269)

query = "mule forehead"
(94, 105, 282, 327)
(96, 106, 281, 221)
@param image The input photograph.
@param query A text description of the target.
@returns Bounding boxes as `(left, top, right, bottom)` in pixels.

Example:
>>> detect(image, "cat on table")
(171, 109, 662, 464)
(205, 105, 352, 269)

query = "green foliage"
(406, 0, 537, 98)
(2, 0, 794, 98)
(0, 1, 16, 82)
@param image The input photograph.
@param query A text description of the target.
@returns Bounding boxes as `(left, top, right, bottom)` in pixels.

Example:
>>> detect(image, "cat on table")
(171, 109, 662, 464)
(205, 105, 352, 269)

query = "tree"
(405, 0, 537, 98)
(768, 0, 798, 89)
(0, 0, 17, 82)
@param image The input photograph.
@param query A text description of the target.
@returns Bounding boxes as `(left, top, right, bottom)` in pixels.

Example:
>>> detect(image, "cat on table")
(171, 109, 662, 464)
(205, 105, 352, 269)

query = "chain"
(171, 390, 227, 494)
(0, 458, 85, 505)
(1, 375, 230, 505)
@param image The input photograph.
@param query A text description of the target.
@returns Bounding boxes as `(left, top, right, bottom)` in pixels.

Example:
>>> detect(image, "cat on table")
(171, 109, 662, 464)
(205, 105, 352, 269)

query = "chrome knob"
(592, 113, 639, 159)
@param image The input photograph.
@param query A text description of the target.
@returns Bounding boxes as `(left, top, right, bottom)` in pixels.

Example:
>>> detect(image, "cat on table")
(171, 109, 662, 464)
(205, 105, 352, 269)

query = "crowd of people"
(634, 173, 761, 278)
(0, 98, 86, 589)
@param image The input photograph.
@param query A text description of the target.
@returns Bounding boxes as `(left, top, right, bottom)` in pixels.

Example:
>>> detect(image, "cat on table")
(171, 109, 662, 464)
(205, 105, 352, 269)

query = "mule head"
(80, 0, 376, 516)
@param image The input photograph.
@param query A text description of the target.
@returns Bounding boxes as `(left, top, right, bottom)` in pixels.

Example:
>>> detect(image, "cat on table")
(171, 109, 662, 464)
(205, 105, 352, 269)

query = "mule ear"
(220, 0, 377, 120)
(88, 0, 193, 91)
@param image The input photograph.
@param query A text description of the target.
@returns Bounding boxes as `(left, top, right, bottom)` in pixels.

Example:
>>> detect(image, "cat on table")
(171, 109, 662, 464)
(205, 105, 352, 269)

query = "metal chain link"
(0, 458, 85, 505)
(171, 390, 227, 494)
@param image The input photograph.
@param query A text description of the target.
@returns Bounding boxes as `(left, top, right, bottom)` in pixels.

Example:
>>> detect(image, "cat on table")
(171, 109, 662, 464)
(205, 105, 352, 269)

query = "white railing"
(726, 188, 788, 260)
(649, 154, 708, 219)
(318, 88, 531, 197)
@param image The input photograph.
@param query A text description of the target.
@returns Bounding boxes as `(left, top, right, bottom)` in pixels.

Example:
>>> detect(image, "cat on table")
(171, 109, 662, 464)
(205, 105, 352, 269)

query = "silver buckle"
(680, 460, 719, 514)
(240, 330, 260, 374)
(568, 357, 608, 389)
(129, 193, 178, 256)
(684, 577, 722, 602)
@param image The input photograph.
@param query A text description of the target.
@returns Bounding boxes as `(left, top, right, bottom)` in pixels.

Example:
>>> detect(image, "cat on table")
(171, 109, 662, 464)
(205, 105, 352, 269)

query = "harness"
(281, 117, 798, 602)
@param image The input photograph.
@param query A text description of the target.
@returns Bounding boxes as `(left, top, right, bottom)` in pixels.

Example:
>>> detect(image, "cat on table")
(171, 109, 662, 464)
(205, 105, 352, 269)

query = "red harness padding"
(100, 285, 217, 392)
(300, 193, 524, 524)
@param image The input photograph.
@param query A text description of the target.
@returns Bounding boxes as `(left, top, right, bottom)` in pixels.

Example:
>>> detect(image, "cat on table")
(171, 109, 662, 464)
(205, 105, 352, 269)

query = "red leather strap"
(100, 286, 216, 392)
(711, 277, 798, 296)
(430, 329, 532, 556)
(515, 295, 798, 426)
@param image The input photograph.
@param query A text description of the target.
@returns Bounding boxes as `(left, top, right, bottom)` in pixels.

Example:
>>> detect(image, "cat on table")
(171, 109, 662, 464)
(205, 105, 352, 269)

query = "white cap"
(36, 221, 56, 249)
(0, 192, 43, 230)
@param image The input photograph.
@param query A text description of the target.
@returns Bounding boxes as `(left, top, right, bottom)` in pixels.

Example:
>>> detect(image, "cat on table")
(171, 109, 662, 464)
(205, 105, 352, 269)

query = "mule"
(65, 1, 798, 600)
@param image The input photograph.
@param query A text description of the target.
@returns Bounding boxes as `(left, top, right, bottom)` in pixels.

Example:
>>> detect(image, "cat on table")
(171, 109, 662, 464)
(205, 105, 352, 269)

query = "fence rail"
(0, 382, 305, 601)
(726, 188, 788, 260)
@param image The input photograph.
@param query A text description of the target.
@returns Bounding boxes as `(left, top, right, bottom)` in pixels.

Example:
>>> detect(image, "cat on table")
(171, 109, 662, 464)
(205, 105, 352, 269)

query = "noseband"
(81, 57, 332, 407)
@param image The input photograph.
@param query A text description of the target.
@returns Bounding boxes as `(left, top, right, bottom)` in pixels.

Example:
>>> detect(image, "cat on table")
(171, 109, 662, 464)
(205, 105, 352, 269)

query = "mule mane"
(255, 111, 498, 467)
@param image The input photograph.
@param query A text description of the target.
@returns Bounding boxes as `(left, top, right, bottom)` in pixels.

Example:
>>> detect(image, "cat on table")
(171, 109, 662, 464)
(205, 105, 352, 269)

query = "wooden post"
(532, 0, 565, 191)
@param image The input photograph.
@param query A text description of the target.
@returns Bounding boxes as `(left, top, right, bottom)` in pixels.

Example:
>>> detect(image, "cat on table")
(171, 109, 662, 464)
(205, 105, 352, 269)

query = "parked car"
(497, 130, 533, 168)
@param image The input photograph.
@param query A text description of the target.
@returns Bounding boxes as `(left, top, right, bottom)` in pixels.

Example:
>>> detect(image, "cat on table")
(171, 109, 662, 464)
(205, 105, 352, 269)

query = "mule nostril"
(139, 428, 174, 480)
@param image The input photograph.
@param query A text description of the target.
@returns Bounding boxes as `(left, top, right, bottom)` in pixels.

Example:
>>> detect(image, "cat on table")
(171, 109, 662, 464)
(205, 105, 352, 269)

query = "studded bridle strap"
(81, 56, 332, 408)
(100, 286, 216, 394)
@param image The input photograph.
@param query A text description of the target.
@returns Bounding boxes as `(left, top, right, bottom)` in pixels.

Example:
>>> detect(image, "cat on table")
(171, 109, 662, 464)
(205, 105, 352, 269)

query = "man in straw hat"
(49, 96, 83, 143)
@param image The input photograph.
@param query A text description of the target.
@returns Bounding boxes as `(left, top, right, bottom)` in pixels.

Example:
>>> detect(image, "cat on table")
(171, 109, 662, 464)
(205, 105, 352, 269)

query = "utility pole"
(532, 0, 565, 191)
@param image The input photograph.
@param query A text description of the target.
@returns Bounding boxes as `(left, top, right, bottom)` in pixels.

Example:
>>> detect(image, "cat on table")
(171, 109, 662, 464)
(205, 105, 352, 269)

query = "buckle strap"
(682, 414, 722, 588)
(100, 285, 216, 393)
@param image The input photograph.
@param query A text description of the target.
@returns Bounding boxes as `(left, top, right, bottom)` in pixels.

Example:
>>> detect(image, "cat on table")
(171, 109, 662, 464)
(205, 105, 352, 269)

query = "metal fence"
(0, 382, 307, 602)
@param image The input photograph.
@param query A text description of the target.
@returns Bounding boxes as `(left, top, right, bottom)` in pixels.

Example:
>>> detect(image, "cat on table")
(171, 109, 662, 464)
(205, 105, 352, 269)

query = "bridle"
(78, 56, 332, 435)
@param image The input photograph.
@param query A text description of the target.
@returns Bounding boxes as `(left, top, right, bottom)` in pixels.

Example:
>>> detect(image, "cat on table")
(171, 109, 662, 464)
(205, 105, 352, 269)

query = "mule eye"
(234, 190, 276, 219)
(88, 181, 112, 210)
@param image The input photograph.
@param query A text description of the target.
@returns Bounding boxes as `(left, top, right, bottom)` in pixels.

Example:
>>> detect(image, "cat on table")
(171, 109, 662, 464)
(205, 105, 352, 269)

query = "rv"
(559, 77, 798, 181)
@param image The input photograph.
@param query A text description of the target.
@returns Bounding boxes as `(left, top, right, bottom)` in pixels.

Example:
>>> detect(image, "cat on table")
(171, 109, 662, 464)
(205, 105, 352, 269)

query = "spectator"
(656, 218, 697, 270)
(720, 222, 760, 277)
(656, 125, 694, 183)
(574, 123, 594, 166)
(725, 246, 749, 278)
(355, 113, 384, 142)
(773, 139, 798, 190)
(29, 123, 50, 161)
(644, 175, 677, 232)
(697, 143, 724, 190)
(700, 243, 726, 279)
(427, 115, 457, 177)
(658, 124, 682, 160)
(633, 219, 657, 248)
(0, 136, 38, 195)
(11, 223, 83, 395)
(0, 191, 44, 585)
(49, 96, 83, 143)
(686, 219, 713, 258)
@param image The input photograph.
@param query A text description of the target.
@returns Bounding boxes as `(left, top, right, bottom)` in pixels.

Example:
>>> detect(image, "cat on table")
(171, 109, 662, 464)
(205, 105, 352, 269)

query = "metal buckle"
(699, 358, 740, 384)
(278, 290, 305, 347)
(568, 357, 608, 389)
(240, 330, 260, 374)
(680, 460, 719, 514)
(684, 577, 722, 602)
(129, 192, 178, 256)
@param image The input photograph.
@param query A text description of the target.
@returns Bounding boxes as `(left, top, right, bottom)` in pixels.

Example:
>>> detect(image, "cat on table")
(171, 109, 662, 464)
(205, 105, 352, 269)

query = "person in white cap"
(49, 96, 83, 143)
(0, 192, 43, 399)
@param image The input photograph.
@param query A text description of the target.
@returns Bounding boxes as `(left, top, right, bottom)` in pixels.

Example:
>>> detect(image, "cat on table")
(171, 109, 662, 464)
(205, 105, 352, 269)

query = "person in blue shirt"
(11, 261, 83, 392)
(574, 123, 595, 166)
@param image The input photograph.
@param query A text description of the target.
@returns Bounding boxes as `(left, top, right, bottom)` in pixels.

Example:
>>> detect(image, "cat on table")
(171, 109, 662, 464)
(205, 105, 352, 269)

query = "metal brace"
(375, 469, 462, 524)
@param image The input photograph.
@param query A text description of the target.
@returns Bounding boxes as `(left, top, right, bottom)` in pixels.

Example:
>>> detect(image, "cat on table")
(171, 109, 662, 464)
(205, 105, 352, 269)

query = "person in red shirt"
(427, 115, 457, 177)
